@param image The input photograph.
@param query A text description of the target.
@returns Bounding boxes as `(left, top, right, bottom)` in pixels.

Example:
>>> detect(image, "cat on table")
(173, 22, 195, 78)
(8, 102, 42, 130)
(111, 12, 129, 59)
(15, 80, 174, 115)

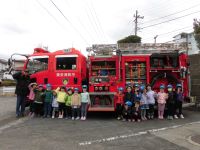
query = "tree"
(117, 35, 141, 43)
(193, 19, 200, 49)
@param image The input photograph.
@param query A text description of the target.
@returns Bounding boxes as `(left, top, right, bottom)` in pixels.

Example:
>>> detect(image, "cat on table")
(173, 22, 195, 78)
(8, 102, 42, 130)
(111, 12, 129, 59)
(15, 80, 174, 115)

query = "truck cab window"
(56, 57, 77, 70)
(27, 57, 48, 74)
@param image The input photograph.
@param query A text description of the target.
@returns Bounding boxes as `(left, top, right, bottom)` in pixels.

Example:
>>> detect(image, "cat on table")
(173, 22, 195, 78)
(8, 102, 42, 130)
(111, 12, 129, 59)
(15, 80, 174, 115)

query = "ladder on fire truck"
(86, 43, 188, 55)
(117, 43, 187, 55)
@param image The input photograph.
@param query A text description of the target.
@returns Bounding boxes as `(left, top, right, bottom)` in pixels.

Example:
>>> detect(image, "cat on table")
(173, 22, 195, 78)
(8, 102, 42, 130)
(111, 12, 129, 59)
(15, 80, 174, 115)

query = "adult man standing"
(13, 70, 30, 117)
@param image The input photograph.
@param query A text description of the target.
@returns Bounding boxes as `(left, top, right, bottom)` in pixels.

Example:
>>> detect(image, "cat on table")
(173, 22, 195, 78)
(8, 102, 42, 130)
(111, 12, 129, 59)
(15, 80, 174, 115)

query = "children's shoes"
(58, 115, 63, 119)
(117, 117, 121, 120)
(180, 114, 184, 119)
(174, 115, 178, 119)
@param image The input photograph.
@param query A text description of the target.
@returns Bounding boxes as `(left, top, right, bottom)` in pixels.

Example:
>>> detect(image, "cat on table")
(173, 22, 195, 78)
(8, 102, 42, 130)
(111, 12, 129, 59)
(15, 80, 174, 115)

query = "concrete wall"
(189, 54, 200, 101)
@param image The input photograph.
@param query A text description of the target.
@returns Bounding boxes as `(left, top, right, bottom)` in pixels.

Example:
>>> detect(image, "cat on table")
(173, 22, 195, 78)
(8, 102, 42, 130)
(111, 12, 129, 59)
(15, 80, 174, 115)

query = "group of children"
(27, 82, 184, 122)
(28, 83, 90, 120)
(114, 83, 184, 122)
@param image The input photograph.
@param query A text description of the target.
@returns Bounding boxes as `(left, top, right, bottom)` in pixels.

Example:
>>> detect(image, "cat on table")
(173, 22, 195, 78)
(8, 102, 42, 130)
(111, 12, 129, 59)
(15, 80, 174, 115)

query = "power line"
(83, 0, 104, 43)
(143, 27, 193, 41)
(141, 3, 200, 25)
(49, 0, 90, 45)
(62, 0, 96, 43)
(90, 0, 109, 43)
(141, 10, 200, 29)
(35, 0, 63, 28)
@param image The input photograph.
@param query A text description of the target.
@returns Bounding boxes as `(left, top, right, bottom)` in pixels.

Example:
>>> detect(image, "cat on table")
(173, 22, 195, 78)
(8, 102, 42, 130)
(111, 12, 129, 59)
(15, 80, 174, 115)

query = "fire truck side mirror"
(8, 58, 11, 66)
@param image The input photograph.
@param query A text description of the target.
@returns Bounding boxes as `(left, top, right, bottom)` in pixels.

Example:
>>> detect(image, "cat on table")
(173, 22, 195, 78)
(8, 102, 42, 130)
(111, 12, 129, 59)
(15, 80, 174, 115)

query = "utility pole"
(154, 35, 158, 44)
(134, 10, 144, 36)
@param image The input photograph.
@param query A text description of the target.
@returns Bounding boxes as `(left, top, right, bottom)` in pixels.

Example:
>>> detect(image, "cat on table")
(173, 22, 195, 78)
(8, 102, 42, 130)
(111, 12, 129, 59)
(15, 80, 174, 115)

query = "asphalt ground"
(0, 96, 200, 150)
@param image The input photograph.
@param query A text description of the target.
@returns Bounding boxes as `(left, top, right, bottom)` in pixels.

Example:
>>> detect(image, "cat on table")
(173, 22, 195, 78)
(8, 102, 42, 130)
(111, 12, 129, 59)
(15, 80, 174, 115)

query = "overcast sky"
(0, 0, 200, 58)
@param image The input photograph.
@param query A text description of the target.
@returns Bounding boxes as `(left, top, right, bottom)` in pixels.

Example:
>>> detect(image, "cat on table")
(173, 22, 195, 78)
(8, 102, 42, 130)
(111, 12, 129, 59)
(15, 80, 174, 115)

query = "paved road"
(0, 96, 199, 150)
(0, 96, 16, 123)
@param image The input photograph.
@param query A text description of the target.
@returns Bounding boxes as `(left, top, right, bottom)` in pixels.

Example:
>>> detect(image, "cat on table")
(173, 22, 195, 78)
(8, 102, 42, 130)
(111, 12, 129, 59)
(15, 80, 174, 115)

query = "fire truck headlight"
(95, 78, 99, 82)
(99, 78, 102, 82)
(99, 86, 103, 91)
(95, 86, 98, 91)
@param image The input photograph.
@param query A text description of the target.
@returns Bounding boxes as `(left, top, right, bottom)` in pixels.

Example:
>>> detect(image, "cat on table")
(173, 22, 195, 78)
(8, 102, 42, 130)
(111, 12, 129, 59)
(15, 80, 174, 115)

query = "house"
(0, 58, 7, 72)
(173, 32, 200, 55)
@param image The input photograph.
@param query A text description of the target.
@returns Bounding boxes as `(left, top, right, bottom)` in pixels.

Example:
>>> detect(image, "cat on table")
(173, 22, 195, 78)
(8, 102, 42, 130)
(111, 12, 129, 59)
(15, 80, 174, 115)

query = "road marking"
(79, 121, 200, 146)
(0, 118, 27, 134)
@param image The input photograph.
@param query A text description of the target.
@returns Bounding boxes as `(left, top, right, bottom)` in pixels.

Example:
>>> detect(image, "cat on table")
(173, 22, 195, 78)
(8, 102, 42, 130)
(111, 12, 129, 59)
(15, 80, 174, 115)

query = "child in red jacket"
(115, 87, 124, 120)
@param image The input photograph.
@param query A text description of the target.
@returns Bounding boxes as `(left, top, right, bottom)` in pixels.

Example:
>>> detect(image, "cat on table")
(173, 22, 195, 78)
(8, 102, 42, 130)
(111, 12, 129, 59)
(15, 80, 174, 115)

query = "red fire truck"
(9, 43, 190, 111)
(86, 43, 190, 111)
(87, 44, 122, 111)
(118, 43, 189, 96)
(9, 47, 87, 90)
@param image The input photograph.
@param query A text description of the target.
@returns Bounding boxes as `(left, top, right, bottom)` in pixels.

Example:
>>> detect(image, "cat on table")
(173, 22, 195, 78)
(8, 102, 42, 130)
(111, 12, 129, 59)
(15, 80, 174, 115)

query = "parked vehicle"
(8, 43, 190, 111)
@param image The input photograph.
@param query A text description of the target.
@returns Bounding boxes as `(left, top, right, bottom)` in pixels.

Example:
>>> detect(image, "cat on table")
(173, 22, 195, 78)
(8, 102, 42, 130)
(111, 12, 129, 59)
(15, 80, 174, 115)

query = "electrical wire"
(90, 0, 109, 43)
(141, 10, 200, 29)
(142, 26, 192, 41)
(62, 0, 96, 43)
(49, 0, 90, 45)
(35, 0, 63, 28)
(83, 0, 104, 43)
(141, 3, 200, 25)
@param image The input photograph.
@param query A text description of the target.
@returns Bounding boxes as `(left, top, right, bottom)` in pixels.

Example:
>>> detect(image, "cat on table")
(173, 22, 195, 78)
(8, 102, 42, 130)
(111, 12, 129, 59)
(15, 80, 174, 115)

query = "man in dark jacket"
(13, 70, 30, 117)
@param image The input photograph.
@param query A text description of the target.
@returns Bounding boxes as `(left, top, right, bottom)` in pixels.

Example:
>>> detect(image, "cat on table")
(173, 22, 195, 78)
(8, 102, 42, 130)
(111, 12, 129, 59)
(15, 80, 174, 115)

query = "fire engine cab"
(27, 48, 87, 89)
(9, 47, 87, 90)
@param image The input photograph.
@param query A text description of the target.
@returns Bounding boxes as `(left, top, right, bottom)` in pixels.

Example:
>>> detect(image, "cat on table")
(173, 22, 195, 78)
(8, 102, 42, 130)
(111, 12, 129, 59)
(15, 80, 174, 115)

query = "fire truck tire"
(150, 73, 180, 87)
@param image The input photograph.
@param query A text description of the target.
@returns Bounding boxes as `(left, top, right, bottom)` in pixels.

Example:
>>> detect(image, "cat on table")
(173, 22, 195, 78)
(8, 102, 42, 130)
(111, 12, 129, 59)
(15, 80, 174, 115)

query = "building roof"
(173, 32, 194, 38)
(0, 58, 7, 65)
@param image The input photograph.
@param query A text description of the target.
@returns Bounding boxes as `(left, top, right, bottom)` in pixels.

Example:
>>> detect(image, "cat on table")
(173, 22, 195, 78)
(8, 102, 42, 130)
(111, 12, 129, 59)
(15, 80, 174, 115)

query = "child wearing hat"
(132, 85, 142, 122)
(33, 84, 44, 117)
(65, 88, 73, 119)
(28, 82, 37, 117)
(124, 86, 134, 105)
(122, 101, 133, 122)
(114, 87, 124, 120)
(55, 86, 68, 119)
(140, 87, 149, 121)
(71, 88, 81, 120)
(166, 84, 176, 120)
(80, 85, 90, 120)
(174, 84, 184, 119)
(157, 85, 168, 119)
(146, 84, 156, 119)
(43, 84, 53, 118)
(52, 90, 59, 118)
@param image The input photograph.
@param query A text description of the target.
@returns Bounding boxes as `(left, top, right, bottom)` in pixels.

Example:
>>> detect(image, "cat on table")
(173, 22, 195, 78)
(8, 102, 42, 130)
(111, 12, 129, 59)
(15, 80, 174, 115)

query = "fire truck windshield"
(56, 55, 77, 70)
(27, 56, 48, 74)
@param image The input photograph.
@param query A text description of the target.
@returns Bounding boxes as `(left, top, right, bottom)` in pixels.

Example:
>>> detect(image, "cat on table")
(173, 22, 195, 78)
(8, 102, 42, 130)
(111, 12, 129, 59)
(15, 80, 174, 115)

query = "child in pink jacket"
(157, 85, 168, 119)
(28, 83, 37, 117)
